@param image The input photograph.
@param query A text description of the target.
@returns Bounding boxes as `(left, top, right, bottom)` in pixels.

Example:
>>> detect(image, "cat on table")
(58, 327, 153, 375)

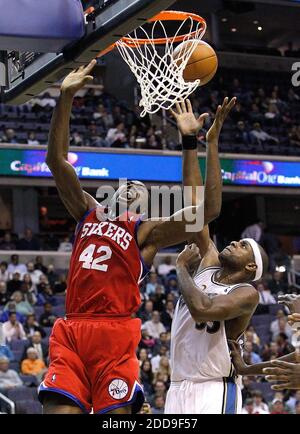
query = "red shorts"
(38, 315, 144, 414)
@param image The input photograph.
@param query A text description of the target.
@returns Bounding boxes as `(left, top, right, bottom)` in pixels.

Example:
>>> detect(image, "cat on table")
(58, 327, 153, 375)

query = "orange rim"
(97, 10, 206, 57)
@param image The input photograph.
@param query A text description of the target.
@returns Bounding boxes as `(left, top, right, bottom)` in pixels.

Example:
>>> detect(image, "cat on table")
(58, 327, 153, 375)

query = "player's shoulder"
(228, 282, 259, 303)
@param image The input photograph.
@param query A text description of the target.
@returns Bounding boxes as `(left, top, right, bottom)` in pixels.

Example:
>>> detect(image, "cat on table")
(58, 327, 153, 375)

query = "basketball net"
(116, 11, 207, 117)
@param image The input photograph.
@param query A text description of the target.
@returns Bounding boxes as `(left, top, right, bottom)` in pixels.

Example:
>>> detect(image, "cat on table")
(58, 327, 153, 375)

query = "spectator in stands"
(0, 282, 9, 306)
(7, 272, 22, 296)
(4, 291, 34, 317)
(138, 300, 154, 323)
(70, 131, 84, 146)
(143, 311, 166, 340)
(276, 332, 294, 356)
(38, 302, 57, 328)
(20, 281, 37, 307)
(0, 343, 14, 362)
(22, 331, 48, 362)
(164, 276, 179, 297)
(0, 262, 9, 283)
(36, 274, 49, 294)
(23, 315, 46, 339)
(234, 121, 251, 145)
(0, 356, 23, 391)
(157, 256, 175, 277)
(264, 103, 280, 126)
(243, 342, 262, 364)
(53, 273, 67, 294)
(37, 282, 56, 306)
(106, 122, 126, 147)
(160, 300, 175, 331)
(0, 232, 16, 250)
(0, 128, 18, 144)
(21, 347, 47, 382)
(34, 256, 47, 275)
(270, 398, 289, 414)
(268, 271, 288, 295)
(0, 302, 24, 323)
(17, 228, 40, 251)
(149, 380, 167, 405)
(247, 103, 265, 125)
(257, 282, 276, 305)
(241, 221, 264, 243)
(140, 360, 154, 396)
(58, 236, 73, 252)
(7, 255, 27, 278)
(288, 125, 300, 147)
(139, 329, 156, 352)
(295, 401, 300, 415)
(22, 273, 37, 295)
(151, 395, 165, 414)
(26, 261, 43, 286)
(93, 104, 114, 129)
(2, 312, 26, 342)
(270, 310, 292, 341)
(262, 341, 280, 361)
(137, 348, 149, 367)
(151, 345, 169, 374)
(250, 122, 279, 147)
(286, 390, 300, 413)
(252, 390, 270, 414)
(244, 330, 260, 354)
(26, 131, 40, 146)
(151, 285, 166, 312)
(45, 264, 58, 289)
(145, 273, 159, 296)
(241, 398, 255, 414)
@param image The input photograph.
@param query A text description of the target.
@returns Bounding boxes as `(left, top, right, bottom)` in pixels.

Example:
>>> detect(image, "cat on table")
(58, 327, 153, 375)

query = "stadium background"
(0, 0, 300, 414)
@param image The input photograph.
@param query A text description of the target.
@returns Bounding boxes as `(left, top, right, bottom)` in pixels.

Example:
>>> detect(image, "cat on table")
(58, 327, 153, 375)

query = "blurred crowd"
(0, 67, 299, 155)
(0, 251, 299, 414)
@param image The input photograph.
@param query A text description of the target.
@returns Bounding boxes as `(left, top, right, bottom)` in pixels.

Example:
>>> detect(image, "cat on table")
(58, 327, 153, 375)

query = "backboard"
(0, 0, 177, 105)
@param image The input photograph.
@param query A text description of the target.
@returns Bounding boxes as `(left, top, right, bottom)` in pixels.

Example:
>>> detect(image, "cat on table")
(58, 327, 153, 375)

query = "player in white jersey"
(165, 99, 269, 414)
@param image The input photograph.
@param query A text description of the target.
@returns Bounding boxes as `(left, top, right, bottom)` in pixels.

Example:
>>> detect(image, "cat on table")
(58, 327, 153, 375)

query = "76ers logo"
(108, 379, 129, 400)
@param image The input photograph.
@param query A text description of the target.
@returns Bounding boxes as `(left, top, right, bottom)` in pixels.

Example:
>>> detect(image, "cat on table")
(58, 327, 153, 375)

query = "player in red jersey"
(38, 60, 235, 414)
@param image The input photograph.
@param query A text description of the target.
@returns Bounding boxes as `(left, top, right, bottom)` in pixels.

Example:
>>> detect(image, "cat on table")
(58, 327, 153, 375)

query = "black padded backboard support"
(0, 0, 177, 104)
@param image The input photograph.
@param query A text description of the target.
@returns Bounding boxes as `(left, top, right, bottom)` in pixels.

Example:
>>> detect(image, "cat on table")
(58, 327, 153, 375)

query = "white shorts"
(165, 378, 242, 414)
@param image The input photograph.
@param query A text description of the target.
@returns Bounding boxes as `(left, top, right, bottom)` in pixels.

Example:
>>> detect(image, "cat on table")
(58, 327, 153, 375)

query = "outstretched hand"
(263, 359, 300, 390)
(176, 243, 201, 269)
(206, 97, 236, 144)
(170, 99, 209, 136)
(61, 59, 97, 97)
(278, 294, 300, 314)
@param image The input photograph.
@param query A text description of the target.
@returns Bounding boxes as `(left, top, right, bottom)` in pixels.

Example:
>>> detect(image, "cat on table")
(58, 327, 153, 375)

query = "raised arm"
(138, 99, 234, 265)
(180, 98, 236, 264)
(46, 60, 99, 222)
(175, 244, 259, 322)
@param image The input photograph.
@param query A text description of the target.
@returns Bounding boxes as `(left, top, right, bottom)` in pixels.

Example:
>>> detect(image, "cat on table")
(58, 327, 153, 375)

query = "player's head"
(218, 238, 268, 282)
(107, 180, 148, 219)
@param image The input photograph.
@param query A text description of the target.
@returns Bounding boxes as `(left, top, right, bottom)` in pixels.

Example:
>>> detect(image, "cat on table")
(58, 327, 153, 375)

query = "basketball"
(173, 40, 218, 86)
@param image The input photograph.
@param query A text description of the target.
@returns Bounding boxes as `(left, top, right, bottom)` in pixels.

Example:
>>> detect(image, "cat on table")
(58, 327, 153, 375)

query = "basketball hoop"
(99, 11, 207, 117)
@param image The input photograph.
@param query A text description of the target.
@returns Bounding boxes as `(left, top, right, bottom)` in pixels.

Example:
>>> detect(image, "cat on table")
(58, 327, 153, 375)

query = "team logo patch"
(108, 379, 129, 400)
(51, 374, 56, 382)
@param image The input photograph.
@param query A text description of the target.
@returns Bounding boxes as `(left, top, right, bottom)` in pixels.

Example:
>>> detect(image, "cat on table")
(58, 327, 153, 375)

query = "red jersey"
(66, 207, 149, 316)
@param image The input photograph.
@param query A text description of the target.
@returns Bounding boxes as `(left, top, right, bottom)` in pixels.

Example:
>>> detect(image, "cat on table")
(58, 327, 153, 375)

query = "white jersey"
(170, 266, 252, 382)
